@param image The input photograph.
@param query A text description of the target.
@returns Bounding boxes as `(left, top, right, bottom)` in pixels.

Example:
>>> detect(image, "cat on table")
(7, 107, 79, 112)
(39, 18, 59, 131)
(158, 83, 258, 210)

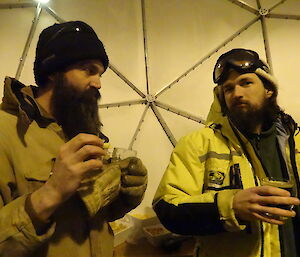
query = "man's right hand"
(233, 186, 300, 225)
(28, 134, 105, 223)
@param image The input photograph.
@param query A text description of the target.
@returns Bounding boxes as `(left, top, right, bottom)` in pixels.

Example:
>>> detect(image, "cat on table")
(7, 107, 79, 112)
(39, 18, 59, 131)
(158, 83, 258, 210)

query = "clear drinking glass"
(111, 147, 137, 161)
(260, 177, 295, 210)
(102, 146, 137, 164)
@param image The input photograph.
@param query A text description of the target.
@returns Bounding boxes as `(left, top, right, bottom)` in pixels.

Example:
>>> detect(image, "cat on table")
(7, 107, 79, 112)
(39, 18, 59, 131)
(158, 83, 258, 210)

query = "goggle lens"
(213, 49, 262, 84)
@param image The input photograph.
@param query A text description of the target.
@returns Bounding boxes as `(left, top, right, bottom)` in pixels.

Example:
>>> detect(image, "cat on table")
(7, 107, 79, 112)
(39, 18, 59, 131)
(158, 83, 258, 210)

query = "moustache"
(81, 87, 101, 101)
(232, 99, 249, 107)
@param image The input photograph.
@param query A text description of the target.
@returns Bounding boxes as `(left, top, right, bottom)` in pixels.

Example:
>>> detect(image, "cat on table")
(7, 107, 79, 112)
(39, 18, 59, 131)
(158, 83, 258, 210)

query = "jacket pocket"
(23, 158, 55, 192)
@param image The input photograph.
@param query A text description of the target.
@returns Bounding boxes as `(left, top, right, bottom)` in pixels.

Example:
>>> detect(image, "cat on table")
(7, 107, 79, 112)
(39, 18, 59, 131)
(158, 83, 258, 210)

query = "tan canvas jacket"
(0, 77, 141, 257)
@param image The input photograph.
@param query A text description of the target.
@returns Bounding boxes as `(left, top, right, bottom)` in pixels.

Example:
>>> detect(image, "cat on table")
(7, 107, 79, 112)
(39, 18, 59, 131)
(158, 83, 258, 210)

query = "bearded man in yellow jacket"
(153, 48, 300, 257)
(0, 21, 147, 257)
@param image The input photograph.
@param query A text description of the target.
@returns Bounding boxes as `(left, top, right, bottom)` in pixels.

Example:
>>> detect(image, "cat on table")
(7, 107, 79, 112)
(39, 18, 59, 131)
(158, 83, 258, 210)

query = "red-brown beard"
(227, 97, 279, 134)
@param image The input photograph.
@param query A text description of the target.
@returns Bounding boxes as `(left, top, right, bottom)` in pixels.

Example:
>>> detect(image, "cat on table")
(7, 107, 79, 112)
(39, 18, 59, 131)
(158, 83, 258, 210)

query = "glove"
(77, 164, 121, 217)
(118, 157, 148, 207)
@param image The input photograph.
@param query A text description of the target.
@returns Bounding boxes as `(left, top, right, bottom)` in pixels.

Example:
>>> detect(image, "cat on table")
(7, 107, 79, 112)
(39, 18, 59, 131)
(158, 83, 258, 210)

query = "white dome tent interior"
(1, 0, 300, 229)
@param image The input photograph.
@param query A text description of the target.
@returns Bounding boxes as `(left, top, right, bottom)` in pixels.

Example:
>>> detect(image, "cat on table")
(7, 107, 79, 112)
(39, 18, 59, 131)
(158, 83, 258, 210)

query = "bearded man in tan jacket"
(0, 21, 147, 257)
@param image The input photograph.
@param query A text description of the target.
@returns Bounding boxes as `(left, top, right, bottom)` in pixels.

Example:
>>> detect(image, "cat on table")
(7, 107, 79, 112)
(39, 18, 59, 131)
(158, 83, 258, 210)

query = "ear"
(265, 89, 273, 98)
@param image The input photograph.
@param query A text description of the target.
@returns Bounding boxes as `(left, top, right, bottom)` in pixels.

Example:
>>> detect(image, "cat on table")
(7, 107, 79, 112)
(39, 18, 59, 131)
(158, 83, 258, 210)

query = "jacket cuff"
(217, 189, 246, 232)
(25, 194, 54, 236)
(13, 195, 55, 244)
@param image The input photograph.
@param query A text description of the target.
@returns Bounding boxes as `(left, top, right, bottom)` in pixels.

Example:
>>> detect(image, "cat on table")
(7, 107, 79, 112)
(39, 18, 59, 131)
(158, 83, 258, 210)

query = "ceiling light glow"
(35, 0, 50, 4)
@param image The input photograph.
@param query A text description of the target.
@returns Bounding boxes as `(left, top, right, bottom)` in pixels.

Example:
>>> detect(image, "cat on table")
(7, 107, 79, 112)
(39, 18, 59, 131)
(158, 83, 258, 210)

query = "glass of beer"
(260, 177, 295, 210)
(111, 147, 137, 161)
(102, 146, 137, 164)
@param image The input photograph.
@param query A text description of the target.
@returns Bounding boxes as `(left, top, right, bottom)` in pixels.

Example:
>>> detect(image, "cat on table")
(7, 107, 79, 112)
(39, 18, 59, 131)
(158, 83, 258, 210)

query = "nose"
(232, 85, 244, 99)
(89, 75, 101, 89)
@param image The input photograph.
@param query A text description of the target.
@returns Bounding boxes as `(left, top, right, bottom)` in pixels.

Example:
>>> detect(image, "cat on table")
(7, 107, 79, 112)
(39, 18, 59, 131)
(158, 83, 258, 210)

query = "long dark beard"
(50, 73, 101, 140)
(227, 97, 280, 134)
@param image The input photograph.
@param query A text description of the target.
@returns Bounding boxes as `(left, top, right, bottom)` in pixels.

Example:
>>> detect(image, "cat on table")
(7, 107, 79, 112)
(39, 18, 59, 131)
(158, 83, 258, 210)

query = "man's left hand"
(118, 157, 148, 206)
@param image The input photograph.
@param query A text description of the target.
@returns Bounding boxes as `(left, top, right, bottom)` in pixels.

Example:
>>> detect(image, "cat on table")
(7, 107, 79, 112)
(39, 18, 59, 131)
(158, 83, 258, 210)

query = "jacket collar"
(206, 85, 300, 179)
(1, 77, 54, 128)
(205, 86, 244, 149)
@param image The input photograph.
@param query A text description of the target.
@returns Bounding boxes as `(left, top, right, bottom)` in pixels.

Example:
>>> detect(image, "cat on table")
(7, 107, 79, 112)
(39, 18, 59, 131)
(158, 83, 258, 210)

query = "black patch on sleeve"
(154, 195, 225, 236)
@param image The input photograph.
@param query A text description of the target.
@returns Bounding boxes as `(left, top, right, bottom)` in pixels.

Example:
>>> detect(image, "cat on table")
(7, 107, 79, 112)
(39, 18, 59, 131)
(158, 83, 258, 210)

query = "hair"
(257, 74, 278, 102)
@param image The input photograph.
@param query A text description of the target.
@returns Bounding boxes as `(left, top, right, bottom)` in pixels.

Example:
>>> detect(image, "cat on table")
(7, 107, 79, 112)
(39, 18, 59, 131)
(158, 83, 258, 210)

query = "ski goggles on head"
(213, 48, 270, 84)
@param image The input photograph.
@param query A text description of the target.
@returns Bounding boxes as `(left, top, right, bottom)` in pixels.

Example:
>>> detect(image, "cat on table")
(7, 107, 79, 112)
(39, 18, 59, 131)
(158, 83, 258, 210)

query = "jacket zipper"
(233, 126, 266, 257)
(225, 123, 279, 257)
(251, 165, 264, 257)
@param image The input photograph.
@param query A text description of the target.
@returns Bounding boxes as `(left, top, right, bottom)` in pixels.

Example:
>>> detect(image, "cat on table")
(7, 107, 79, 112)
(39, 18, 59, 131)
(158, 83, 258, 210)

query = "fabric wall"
(0, 0, 300, 213)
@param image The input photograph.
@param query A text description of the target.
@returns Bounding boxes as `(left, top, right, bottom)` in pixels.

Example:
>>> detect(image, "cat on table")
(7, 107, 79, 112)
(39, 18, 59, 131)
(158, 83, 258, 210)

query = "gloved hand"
(118, 157, 148, 208)
(77, 164, 121, 217)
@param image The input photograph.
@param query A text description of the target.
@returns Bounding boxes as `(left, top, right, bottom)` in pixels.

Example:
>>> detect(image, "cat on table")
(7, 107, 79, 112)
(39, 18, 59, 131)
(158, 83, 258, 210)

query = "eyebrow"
(83, 62, 104, 73)
(222, 81, 233, 89)
(239, 77, 252, 83)
(223, 76, 253, 87)
(92, 63, 105, 74)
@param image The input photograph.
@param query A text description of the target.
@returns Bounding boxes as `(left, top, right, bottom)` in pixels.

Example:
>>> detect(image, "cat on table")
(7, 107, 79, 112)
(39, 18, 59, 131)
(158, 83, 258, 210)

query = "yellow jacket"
(0, 77, 143, 257)
(153, 87, 300, 257)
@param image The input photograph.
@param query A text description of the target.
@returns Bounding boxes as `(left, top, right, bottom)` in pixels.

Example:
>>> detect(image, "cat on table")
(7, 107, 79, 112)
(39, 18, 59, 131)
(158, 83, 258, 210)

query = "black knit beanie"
(34, 21, 109, 87)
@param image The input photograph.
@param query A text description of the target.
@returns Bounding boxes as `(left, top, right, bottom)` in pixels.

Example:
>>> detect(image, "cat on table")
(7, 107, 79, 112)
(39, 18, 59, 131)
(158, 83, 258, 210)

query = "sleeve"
(78, 164, 146, 221)
(152, 131, 245, 236)
(0, 143, 55, 257)
(104, 158, 147, 222)
(103, 194, 143, 222)
(103, 175, 147, 222)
